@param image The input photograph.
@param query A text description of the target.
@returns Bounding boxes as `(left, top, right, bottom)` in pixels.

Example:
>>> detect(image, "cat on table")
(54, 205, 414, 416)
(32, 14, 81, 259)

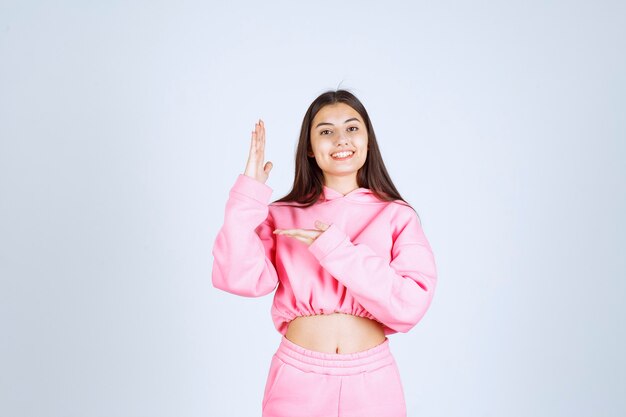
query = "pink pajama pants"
(261, 335, 407, 417)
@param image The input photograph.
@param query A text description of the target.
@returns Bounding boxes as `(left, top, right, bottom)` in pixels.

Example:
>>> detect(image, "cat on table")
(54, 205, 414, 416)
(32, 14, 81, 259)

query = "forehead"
(312, 102, 361, 124)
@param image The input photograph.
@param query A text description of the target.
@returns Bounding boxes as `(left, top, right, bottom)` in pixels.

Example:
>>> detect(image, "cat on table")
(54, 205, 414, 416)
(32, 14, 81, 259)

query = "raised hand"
(244, 119, 273, 184)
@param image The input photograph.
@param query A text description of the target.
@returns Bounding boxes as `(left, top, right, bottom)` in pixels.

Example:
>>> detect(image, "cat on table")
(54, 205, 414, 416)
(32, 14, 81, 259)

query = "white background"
(1, 1, 624, 416)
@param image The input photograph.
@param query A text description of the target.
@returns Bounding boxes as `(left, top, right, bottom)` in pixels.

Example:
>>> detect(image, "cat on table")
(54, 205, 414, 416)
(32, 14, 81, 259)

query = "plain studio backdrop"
(1, 1, 624, 416)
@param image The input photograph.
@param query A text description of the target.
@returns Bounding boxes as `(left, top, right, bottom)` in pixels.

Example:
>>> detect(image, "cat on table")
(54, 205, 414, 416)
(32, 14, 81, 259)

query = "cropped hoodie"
(211, 174, 438, 336)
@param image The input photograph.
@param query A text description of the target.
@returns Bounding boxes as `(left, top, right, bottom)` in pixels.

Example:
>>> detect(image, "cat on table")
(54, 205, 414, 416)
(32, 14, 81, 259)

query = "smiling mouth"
(331, 151, 355, 160)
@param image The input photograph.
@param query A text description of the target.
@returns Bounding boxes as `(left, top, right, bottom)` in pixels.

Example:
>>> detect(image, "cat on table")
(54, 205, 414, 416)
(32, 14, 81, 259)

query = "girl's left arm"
(308, 207, 437, 333)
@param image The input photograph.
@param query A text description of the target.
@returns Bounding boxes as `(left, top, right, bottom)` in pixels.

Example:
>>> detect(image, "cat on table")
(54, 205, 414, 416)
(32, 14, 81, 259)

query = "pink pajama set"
(212, 174, 438, 417)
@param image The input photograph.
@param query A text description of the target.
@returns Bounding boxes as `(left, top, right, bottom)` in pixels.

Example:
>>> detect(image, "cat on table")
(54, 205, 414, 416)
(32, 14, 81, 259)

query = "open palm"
(274, 221, 330, 246)
(244, 119, 273, 183)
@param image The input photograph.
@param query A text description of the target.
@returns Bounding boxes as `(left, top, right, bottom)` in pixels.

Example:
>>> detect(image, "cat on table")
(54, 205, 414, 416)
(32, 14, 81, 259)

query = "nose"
(335, 131, 349, 146)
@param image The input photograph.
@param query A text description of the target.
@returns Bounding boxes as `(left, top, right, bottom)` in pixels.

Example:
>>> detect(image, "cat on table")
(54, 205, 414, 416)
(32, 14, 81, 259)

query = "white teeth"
(331, 151, 354, 158)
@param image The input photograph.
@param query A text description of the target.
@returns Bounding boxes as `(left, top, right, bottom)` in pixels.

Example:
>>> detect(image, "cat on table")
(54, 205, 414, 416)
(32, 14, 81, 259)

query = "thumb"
(264, 161, 273, 174)
(314, 220, 329, 231)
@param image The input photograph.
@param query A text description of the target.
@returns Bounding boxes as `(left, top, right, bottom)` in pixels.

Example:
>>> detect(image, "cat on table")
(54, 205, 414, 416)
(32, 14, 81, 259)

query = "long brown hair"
(274, 89, 414, 212)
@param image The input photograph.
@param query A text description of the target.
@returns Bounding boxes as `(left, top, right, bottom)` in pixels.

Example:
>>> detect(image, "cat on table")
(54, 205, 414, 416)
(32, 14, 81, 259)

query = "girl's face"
(308, 103, 368, 185)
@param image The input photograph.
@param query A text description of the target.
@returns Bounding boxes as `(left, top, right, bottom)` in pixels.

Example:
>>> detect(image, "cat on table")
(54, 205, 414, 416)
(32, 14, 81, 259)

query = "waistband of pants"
(275, 335, 395, 376)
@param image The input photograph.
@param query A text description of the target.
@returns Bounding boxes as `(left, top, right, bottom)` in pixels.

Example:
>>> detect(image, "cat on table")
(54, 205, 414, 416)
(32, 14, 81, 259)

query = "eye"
(347, 126, 359, 132)
(320, 129, 332, 135)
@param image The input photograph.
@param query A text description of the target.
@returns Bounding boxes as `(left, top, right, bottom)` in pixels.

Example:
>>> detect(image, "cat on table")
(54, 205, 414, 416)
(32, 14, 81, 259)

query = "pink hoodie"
(211, 174, 438, 335)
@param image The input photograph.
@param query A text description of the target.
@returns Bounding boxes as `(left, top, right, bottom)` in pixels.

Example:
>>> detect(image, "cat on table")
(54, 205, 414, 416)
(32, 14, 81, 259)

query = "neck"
(323, 175, 359, 196)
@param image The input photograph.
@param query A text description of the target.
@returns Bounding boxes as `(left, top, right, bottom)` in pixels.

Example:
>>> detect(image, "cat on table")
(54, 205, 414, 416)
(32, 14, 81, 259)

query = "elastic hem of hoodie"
(276, 309, 382, 333)
(275, 335, 394, 376)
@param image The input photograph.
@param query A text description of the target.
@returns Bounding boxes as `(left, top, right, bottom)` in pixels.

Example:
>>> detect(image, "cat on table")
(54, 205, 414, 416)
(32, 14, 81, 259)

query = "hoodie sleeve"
(308, 206, 437, 333)
(211, 174, 279, 297)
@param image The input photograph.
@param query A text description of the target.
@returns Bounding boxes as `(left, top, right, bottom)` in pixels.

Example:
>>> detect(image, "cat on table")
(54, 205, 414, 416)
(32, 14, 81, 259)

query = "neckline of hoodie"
(270, 197, 391, 207)
(322, 186, 371, 200)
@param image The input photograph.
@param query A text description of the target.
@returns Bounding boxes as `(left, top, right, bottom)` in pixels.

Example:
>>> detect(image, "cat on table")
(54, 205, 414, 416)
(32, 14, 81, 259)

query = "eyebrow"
(315, 117, 361, 129)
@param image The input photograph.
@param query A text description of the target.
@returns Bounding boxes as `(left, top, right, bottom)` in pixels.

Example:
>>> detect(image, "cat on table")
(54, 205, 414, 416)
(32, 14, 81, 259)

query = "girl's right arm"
(211, 120, 278, 297)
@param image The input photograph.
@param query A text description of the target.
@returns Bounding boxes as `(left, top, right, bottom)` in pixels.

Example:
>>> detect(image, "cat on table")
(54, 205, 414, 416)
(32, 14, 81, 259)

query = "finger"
(275, 232, 314, 245)
(256, 121, 265, 159)
(249, 130, 257, 155)
(293, 235, 313, 245)
(259, 119, 265, 145)
(275, 229, 319, 240)
(274, 228, 308, 234)
(259, 120, 266, 159)
(273, 229, 300, 237)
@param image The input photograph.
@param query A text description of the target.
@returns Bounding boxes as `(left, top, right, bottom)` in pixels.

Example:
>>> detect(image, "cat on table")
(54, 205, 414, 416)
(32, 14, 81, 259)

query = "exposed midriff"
(285, 312, 386, 354)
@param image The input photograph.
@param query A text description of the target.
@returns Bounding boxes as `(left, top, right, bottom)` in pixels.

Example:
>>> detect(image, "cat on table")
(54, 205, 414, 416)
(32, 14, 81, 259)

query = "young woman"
(211, 90, 438, 417)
